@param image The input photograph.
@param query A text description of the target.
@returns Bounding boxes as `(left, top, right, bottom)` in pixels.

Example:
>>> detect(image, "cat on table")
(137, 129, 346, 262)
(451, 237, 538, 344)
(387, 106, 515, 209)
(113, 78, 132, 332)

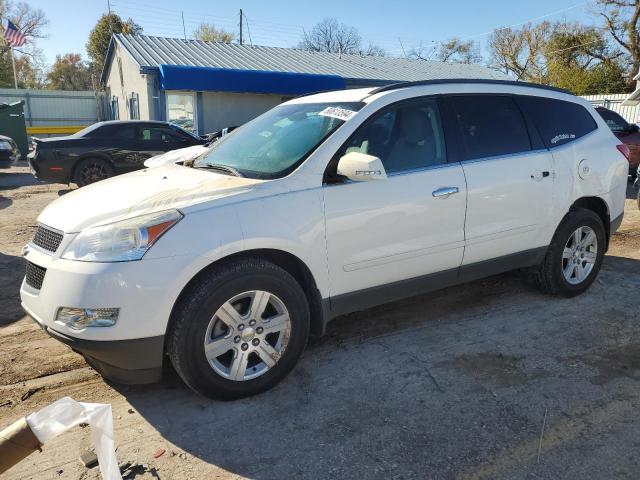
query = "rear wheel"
(534, 208, 605, 297)
(74, 158, 114, 187)
(167, 258, 310, 400)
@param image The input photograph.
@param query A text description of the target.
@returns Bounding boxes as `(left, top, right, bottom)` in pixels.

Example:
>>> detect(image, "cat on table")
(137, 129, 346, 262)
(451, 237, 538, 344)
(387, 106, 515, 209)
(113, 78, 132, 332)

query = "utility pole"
(181, 12, 186, 40)
(239, 9, 243, 45)
(107, 0, 111, 14)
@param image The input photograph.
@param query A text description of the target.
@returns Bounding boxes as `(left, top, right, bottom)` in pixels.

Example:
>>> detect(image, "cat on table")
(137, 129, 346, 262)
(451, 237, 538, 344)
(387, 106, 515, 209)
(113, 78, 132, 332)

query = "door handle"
(432, 186, 459, 198)
(531, 171, 551, 181)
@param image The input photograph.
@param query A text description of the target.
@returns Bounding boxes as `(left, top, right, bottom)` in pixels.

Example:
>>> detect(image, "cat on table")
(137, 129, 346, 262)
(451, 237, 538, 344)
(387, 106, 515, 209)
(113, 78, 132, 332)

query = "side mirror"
(336, 151, 387, 182)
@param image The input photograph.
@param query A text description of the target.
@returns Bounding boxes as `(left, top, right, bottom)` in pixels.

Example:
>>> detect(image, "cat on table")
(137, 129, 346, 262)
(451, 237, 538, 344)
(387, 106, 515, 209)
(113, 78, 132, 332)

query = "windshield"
(194, 102, 364, 179)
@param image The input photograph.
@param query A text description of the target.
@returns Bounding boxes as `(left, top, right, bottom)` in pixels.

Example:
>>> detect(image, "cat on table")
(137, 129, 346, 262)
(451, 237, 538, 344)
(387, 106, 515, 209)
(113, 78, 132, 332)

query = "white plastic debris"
(144, 145, 209, 168)
(26, 397, 122, 480)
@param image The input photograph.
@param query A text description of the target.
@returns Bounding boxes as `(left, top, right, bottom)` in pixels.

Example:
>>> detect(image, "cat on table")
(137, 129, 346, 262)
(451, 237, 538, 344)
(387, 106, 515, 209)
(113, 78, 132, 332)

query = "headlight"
(62, 210, 183, 262)
(0, 140, 12, 150)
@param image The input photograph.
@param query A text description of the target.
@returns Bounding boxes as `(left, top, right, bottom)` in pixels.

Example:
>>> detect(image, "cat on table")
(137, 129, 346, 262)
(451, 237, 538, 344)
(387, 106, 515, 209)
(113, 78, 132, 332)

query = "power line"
(460, 1, 589, 40)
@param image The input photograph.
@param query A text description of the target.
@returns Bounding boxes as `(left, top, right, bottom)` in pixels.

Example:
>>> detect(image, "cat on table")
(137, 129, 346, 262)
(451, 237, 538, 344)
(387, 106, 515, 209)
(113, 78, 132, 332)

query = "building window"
(129, 92, 140, 120)
(110, 96, 119, 120)
(166, 92, 196, 134)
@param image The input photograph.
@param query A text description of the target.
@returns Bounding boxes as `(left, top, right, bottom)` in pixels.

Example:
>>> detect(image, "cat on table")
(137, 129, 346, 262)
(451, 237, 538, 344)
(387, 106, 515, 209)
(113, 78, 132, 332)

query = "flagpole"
(10, 46, 18, 89)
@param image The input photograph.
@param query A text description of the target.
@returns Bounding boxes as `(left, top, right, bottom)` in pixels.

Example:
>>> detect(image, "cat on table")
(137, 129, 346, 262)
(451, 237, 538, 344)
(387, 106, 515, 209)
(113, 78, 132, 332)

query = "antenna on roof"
(181, 12, 186, 40)
(239, 9, 243, 45)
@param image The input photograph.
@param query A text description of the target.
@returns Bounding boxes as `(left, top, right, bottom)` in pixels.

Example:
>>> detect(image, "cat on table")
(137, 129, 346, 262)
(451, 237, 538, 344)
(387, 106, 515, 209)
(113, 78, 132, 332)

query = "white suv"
(20, 80, 628, 399)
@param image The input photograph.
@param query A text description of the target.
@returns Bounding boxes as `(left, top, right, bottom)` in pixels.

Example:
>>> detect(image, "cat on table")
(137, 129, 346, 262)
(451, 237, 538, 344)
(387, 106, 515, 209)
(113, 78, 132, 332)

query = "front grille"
(32, 225, 63, 253)
(25, 261, 46, 290)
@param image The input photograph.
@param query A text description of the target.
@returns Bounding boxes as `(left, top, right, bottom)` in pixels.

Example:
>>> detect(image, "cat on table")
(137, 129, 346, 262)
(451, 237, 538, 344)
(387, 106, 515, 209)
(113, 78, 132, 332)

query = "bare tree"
(299, 18, 383, 56)
(0, 0, 48, 87)
(596, 0, 640, 84)
(193, 23, 235, 43)
(0, 0, 48, 58)
(488, 22, 551, 80)
(436, 38, 482, 64)
(408, 41, 437, 60)
(408, 38, 481, 64)
(360, 43, 386, 57)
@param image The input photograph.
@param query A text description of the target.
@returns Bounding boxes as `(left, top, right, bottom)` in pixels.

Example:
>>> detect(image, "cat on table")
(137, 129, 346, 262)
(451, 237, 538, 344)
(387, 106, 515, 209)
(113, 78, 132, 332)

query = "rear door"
(91, 124, 140, 169)
(448, 94, 556, 265)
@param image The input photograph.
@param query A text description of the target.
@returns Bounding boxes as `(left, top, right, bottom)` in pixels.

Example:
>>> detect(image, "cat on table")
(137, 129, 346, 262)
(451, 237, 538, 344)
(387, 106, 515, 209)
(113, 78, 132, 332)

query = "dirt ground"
(1, 165, 639, 480)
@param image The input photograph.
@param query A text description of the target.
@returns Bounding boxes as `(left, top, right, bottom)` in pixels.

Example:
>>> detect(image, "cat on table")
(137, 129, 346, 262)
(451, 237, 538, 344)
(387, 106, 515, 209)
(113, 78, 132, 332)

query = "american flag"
(3, 20, 27, 48)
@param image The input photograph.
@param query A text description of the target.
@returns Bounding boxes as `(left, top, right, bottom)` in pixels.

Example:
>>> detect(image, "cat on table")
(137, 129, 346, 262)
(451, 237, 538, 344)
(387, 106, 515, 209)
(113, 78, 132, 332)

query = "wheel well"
(570, 196, 611, 246)
(169, 249, 326, 342)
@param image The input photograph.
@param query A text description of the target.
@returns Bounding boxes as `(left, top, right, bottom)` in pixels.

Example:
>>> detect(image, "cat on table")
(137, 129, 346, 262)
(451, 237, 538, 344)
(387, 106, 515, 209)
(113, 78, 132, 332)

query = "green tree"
(86, 13, 141, 76)
(192, 23, 235, 43)
(543, 23, 626, 94)
(46, 53, 92, 90)
(14, 55, 45, 88)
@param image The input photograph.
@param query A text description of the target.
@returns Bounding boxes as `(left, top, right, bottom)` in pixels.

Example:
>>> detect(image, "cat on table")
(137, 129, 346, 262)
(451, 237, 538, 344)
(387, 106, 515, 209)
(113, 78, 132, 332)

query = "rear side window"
(596, 108, 629, 133)
(93, 124, 137, 140)
(452, 95, 531, 160)
(517, 96, 597, 148)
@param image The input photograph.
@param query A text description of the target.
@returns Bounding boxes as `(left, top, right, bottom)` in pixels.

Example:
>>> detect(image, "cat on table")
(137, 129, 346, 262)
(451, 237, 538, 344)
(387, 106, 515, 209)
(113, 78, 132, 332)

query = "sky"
(24, 0, 598, 67)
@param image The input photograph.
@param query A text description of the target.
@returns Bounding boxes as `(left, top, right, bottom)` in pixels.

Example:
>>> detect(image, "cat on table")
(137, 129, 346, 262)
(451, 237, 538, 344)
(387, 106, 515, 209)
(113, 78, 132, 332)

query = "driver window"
(340, 98, 447, 174)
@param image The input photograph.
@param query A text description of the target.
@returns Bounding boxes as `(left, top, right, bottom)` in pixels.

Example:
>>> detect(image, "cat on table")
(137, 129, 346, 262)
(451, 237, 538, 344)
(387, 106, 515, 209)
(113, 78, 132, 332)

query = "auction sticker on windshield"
(319, 107, 357, 121)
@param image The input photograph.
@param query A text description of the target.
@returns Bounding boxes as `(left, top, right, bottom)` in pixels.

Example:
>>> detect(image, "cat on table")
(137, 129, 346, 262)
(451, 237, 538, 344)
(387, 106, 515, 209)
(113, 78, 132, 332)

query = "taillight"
(616, 144, 630, 160)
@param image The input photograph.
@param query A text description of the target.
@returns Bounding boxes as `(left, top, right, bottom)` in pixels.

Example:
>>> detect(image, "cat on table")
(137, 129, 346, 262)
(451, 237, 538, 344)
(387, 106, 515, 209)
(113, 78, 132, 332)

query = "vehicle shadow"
(0, 251, 25, 326)
(0, 171, 44, 191)
(111, 254, 640, 479)
(0, 195, 12, 210)
(627, 178, 638, 200)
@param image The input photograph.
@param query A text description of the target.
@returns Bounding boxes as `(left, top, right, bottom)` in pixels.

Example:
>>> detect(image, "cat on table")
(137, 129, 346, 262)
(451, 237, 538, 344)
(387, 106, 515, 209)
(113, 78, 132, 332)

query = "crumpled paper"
(26, 397, 121, 480)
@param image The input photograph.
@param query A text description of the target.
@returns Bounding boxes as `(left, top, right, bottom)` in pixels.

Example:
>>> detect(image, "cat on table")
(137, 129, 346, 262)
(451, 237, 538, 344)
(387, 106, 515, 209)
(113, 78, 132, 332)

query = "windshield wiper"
(195, 163, 243, 177)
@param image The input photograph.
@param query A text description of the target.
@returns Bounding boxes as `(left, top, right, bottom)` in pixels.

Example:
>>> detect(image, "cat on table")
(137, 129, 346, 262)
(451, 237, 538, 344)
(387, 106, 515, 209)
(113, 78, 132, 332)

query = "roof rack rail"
(368, 78, 572, 96)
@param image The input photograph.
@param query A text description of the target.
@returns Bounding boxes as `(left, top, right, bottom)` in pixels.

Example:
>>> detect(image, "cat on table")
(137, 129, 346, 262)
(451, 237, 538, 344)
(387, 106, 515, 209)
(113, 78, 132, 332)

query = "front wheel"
(167, 258, 310, 400)
(534, 208, 605, 297)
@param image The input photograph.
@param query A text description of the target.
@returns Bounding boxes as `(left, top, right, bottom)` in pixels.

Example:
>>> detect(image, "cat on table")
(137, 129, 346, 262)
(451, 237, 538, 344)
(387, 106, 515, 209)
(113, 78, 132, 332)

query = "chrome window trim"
(387, 161, 459, 177)
(460, 148, 550, 165)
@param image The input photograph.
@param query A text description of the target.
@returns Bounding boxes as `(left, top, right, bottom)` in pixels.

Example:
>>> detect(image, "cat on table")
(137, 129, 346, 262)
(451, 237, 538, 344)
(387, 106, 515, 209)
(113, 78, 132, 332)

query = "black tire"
(167, 258, 310, 400)
(74, 158, 114, 187)
(534, 208, 606, 297)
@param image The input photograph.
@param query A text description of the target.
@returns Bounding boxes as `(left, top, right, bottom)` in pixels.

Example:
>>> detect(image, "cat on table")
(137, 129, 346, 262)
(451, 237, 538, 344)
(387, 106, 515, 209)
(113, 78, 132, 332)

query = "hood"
(144, 145, 209, 168)
(38, 164, 264, 232)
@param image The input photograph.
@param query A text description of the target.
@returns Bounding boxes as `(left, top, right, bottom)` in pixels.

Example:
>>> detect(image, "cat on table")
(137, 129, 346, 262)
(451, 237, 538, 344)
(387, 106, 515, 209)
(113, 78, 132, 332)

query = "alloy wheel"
(80, 162, 109, 185)
(561, 226, 598, 285)
(203, 290, 291, 381)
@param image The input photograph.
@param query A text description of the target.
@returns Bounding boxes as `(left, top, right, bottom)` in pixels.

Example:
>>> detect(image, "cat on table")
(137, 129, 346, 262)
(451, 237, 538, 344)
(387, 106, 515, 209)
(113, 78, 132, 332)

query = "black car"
(0, 134, 20, 168)
(28, 120, 205, 186)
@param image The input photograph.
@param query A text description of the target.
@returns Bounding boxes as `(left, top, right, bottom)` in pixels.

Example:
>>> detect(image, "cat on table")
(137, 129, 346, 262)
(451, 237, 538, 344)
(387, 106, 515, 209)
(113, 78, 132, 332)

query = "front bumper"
(19, 244, 204, 384)
(27, 310, 164, 384)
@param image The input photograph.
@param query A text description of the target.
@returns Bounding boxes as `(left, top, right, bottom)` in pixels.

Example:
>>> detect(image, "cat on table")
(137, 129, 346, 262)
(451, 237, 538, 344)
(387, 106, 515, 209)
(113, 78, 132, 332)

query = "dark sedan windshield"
(194, 102, 364, 179)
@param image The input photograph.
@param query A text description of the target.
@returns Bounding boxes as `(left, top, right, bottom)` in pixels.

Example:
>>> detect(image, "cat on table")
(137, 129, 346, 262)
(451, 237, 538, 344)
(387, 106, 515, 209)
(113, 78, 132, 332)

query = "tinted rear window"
(517, 96, 597, 148)
(452, 95, 531, 160)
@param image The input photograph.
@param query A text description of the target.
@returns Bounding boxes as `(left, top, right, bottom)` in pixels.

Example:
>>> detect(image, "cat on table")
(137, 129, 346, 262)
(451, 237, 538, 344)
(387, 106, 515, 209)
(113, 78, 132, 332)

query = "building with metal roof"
(102, 34, 507, 134)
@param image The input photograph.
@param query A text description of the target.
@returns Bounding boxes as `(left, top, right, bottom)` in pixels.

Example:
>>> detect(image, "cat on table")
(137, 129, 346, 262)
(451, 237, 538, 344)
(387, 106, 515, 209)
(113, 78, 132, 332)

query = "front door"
(322, 97, 467, 303)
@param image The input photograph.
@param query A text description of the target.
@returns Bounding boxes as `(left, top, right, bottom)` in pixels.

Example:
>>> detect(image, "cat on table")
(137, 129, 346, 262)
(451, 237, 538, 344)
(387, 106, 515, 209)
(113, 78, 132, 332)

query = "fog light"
(55, 307, 119, 330)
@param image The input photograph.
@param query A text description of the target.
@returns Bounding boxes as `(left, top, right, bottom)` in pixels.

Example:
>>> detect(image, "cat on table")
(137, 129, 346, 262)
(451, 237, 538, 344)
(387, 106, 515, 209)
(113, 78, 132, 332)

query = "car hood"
(38, 164, 265, 232)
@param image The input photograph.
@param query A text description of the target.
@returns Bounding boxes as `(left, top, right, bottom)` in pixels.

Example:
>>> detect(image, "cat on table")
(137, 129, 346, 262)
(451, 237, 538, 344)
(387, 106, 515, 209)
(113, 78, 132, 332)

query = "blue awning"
(158, 65, 346, 95)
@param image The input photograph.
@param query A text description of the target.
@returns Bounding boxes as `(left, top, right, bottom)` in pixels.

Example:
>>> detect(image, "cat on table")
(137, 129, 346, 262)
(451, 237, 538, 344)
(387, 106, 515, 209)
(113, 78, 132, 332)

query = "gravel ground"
(1, 166, 639, 480)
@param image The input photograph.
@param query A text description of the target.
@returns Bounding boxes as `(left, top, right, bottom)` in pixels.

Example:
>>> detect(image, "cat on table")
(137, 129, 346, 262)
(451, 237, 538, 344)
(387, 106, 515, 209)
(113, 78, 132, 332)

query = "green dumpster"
(0, 101, 28, 160)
